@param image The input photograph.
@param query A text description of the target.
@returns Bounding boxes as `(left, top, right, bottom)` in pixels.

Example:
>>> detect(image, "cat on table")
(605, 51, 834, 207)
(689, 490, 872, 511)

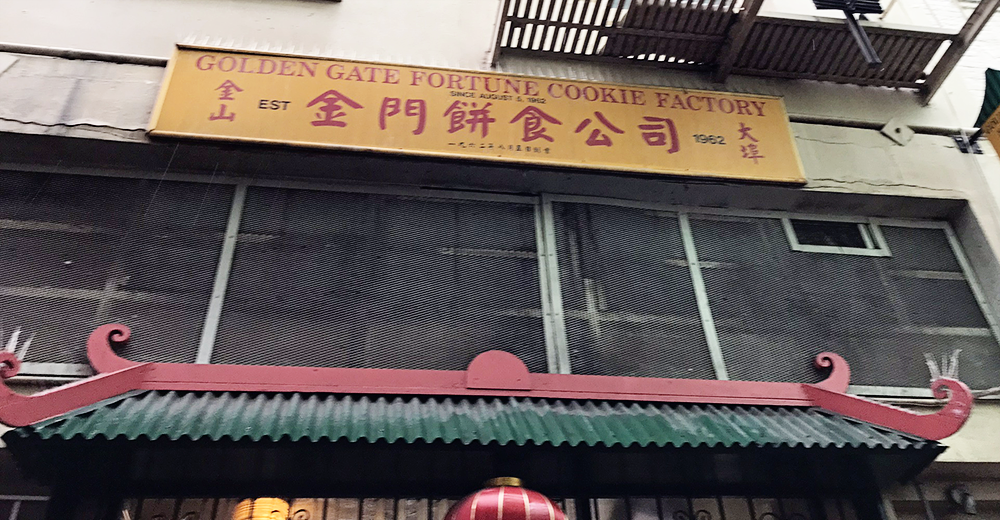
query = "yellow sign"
(150, 45, 806, 184)
(985, 105, 1000, 156)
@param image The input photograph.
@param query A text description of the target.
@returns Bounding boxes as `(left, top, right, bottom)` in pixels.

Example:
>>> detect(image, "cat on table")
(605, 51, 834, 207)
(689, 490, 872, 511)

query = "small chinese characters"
(447, 142, 551, 154)
(209, 80, 243, 122)
(738, 121, 765, 164)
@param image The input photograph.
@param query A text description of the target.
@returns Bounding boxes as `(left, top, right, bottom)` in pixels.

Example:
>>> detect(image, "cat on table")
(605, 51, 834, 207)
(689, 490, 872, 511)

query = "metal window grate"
(553, 202, 713, 378)
(211, 187, 548, 371)
(0, 171, 231, 365)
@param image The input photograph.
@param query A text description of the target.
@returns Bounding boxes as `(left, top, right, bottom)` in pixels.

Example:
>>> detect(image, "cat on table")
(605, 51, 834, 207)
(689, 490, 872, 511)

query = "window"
(782, 218, 890, 256)
(211, 186, 548, 372)
(4, 171, 998, 394)
(0, 172, 232, 374)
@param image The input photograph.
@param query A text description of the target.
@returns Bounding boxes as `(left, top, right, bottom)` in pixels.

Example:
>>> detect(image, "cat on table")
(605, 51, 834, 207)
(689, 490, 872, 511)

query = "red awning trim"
(0, 324, 973, 440)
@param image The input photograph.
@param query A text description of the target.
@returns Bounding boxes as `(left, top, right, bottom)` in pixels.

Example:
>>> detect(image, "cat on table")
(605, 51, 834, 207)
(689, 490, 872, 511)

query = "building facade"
(1, 0, 1000, 520)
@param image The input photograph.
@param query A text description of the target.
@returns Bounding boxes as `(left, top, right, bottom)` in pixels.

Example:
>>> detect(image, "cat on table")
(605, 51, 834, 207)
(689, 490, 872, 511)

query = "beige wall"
(935, 402, 1000, 463)
(0, 0, 501, 70)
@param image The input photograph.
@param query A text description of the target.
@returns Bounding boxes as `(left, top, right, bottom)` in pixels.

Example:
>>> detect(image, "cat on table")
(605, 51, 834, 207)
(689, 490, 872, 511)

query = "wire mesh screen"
(0, 171, 232, 365)
(553, 202, 713, 378)
(688, 215, 1000, 388)
(212, 187, 547, 371)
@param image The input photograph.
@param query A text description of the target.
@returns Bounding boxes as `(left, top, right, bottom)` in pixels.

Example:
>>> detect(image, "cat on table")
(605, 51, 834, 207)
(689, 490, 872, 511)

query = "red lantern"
(445, 478, 566, 520)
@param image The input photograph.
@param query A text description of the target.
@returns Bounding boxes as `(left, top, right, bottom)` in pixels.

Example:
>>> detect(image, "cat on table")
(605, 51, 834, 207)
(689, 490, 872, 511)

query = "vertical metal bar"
(678, 213, 729, 380)
(943, 224, 1000, 344)
(535, 195, 571, 373)
(535, 200, 560, 374)
(858, 223, 875, 249)
(868, 222, 892, 255)
(195, 183, 248, 364)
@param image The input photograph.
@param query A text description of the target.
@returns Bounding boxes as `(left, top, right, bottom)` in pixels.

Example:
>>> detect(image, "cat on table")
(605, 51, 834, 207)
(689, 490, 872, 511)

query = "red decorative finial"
(0, 352, 20, 380)
(804, 375, 974, 440)
(87, 324, 140, 374)
(812, 352, 850, 393)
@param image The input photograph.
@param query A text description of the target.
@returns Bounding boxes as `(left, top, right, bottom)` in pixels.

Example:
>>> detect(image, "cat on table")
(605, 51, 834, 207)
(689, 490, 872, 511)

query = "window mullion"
(678, 213, 729, 380)
(195, 183, 248, 365)
(535, 194, 570, 374)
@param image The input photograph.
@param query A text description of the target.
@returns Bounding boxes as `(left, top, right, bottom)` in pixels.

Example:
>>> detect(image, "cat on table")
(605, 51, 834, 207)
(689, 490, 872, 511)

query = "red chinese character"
(738, 122, 759, 142)
(639, 116, 680, 154)
(307, 90, 363, 127)
(209, 80, 244, 122)
(741, 143, 765, 164)
(380, 98, 427, 135)
(444, 101, 496, 138)
(215, 80, 243, 101)
(509, 106, 562, 143)
(574, 112, 624, 146)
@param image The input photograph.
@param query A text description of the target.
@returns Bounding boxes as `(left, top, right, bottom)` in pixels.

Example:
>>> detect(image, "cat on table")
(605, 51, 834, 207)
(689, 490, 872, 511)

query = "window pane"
(790, 220, 867, 248)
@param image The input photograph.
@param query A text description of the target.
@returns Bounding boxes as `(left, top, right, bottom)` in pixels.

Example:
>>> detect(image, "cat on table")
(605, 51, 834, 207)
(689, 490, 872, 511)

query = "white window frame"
(781, 216, 892, 257)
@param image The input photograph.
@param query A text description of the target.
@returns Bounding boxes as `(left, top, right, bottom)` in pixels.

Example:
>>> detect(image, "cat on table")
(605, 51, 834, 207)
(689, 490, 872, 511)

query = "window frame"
(781, 216, 892, 257)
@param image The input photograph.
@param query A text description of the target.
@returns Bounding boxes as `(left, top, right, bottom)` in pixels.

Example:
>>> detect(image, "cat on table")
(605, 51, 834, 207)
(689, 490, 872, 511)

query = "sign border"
(148, 44, 807, 185)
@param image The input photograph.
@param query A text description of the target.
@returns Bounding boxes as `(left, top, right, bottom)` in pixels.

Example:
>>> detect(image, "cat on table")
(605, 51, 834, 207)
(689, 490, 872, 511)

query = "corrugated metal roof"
(8, 390, 937, 450)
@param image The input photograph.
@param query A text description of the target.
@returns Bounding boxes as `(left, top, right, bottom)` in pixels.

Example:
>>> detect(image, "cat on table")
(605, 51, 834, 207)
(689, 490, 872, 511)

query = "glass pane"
(790, 220, 866, 248)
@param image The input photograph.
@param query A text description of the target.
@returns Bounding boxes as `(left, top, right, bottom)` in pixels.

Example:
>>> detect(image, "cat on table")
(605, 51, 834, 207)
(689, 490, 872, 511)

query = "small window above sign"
(782, 217, 891, 256)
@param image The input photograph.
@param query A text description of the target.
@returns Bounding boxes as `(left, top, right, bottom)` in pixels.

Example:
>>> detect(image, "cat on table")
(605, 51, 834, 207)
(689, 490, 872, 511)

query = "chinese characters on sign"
(209, 80, 243, 121)
(150, 46, 805, 184)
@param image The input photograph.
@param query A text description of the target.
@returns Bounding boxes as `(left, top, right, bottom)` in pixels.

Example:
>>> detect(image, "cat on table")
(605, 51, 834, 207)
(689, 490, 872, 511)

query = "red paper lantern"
(445, 478, 566, 520)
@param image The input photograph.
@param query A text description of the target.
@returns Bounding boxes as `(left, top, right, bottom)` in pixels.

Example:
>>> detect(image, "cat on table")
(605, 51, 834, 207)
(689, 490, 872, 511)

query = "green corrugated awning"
(6, 390, 937, 450)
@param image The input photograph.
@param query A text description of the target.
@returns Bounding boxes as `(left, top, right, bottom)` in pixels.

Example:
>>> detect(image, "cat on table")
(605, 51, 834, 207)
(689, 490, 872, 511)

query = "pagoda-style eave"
(0, 324, 974, 440)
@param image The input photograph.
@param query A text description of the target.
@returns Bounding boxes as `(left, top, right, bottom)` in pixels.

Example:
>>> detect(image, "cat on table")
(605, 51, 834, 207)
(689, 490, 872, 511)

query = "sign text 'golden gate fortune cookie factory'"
(150, 46, 805, 183)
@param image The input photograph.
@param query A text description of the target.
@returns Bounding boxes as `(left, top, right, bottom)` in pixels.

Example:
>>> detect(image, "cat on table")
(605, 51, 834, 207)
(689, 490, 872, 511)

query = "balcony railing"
(493, 0, 1000, 100)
